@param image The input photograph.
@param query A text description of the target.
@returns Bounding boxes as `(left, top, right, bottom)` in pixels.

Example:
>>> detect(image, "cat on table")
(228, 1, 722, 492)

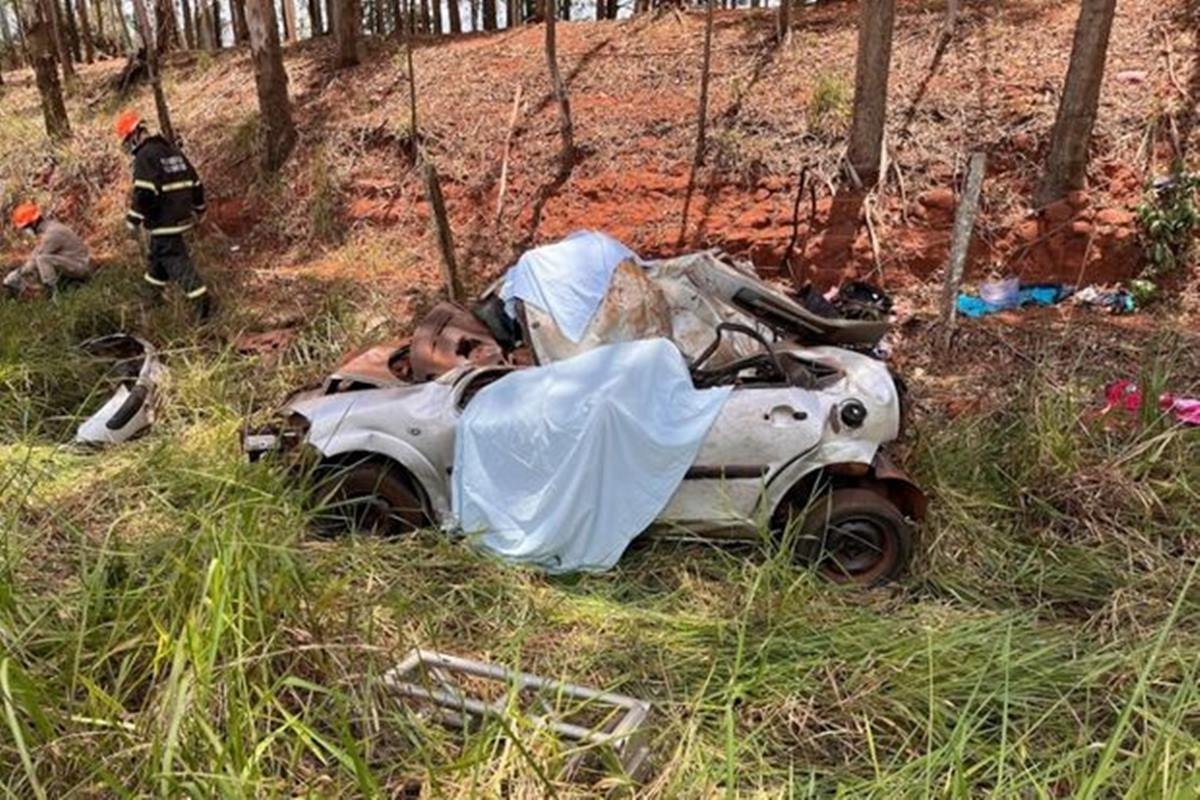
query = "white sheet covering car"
(245, 238, 925, 585)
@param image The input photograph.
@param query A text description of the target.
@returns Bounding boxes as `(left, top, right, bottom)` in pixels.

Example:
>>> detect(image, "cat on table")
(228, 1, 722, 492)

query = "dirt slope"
(1, 0, 1197, 316)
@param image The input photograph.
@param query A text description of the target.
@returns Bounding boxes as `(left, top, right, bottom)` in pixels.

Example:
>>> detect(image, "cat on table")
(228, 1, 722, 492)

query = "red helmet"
(10, 202, 41, 230)
(114, 110, 143, 142)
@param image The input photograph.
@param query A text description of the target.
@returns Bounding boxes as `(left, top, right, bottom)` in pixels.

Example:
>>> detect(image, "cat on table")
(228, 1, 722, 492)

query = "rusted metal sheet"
(410, 302, 504, 382)
(525, 259, 673, 364)
(326, 341, 410, 390)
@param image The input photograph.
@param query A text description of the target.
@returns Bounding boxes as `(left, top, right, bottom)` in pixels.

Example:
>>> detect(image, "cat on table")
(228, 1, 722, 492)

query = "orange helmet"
(114, 110, 143, 142)
(10, 202, 41, 230)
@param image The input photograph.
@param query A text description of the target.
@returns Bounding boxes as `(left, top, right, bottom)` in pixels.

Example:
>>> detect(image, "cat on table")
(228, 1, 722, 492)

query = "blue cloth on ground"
(499, 230, 640, 343)
(452, 338, 732, 573)
(956, 284, 1071, 318)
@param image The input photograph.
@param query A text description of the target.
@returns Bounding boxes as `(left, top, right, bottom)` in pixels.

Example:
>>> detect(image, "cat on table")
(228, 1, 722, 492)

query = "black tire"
(788, 487, 912, 586)
(313, 459, 430, 537)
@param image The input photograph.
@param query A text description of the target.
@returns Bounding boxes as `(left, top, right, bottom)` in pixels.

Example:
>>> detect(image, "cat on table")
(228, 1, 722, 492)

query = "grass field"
(0, 270, 1197, 799)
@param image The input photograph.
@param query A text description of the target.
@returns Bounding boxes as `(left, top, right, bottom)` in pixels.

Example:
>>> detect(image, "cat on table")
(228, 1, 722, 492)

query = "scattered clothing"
(500, 230, 640, 343)
(4, 219, 92, 295)
(1073, 286, 1136, 314)
(1101, 380, 1199, 427)
(1160, 394, 1200, 427)
(452, 338, 731, 573)
(956, 282, 1071, 318)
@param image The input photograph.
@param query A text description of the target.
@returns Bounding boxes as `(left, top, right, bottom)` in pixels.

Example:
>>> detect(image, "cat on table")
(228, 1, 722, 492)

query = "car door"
(655, 384, 826, 535)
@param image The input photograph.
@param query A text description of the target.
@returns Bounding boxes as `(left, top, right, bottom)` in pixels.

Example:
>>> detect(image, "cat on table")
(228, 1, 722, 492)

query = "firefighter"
(114, 110, 212, 320)
(4, 203, 93, 298)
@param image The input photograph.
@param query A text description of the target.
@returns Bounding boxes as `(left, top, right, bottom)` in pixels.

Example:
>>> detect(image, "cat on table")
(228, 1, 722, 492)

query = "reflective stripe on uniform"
(149, 223, 194, 236)
(161, 180, 196, 192)
(186, 286, 208, 299)
(133, 179, 159, 193)
(126, 209, 145, 220)
(143, 273, 168, 286)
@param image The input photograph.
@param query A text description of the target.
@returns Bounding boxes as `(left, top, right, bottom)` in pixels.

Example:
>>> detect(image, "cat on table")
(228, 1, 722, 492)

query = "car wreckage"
(245, 244, 926, 585)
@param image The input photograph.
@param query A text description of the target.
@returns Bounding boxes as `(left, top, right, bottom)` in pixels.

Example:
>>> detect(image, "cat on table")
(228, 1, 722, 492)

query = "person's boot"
(194, 292, 214, 322)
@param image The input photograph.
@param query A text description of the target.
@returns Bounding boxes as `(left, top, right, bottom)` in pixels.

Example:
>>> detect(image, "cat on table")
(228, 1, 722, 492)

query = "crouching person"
(5, 203, 93, 299)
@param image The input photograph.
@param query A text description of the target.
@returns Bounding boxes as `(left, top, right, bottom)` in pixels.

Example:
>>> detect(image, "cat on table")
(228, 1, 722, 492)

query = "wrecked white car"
(77, 334, 164, 445)
(245, 247, 925, 585)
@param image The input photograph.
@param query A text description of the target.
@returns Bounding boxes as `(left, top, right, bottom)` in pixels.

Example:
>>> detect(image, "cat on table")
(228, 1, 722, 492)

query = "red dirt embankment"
(2, 0, 1196, 306)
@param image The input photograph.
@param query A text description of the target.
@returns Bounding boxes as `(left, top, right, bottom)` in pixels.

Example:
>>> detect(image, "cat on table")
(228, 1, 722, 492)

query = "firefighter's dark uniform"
(125, 135, 210, 317)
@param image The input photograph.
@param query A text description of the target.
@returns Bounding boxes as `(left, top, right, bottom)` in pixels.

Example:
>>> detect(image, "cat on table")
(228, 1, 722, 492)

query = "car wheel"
(314, 460, 430, 537)
(792, 487, 911, 586)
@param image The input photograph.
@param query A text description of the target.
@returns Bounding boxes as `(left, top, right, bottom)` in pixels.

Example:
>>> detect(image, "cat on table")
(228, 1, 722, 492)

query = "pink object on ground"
(1159, 394, 1200, 427)
(1103, 380, 1143, 414)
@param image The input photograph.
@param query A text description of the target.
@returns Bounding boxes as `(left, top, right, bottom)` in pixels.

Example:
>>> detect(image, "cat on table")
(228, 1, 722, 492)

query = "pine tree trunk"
(481, 0, 494, 29)
(112, 0, 133, 49)
(846, 0, 895, 185)
(91, 0, 104, 42)
(1, 1, 16, 63)
(447, 0, 459, 31)
(132, 0, 176, 139)
(1037, 0, 1116, 205)
(308, 0, 322, 34)
(430, 0, 440, 33)
(280, 0, 295, 40)
(61, 0, 81, 63)
(43, 0, 75, 79)
(677, 0, 712, 243)
(28, 19, 70, 137)
(153, 0, 176, 54)
(231, 0, 248, 41)
(388, 0, 400, 32)
(75, 0, 93, 60)
(468, 0, 476, 30)
(333, 0, 358, 65)
(777, 0, 790, 42)
(558, 0, 566, 20)
(181, 0, 195, 47)
(198, 0, 215, 47)
(211, 0, 221, 44)
(604, 0, 614, 19)
(544, 0, 573, 173)
(243, 0, 295, 170)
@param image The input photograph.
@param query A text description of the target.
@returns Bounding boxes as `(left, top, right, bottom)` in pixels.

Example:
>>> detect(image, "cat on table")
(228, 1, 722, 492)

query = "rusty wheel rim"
(816, 515, 899, 585)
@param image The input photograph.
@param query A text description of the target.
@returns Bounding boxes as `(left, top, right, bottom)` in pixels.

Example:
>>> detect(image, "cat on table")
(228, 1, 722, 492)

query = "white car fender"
(313, 429, 452, 520)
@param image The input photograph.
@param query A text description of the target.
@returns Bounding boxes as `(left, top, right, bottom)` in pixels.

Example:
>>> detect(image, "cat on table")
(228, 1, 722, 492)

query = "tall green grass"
(0, 277, 1197, 797)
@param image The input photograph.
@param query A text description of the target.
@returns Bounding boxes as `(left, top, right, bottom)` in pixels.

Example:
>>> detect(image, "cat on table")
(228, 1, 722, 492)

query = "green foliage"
(806, 71, 851, 138)
(1136, 172, 1199, 279)
(0, 275, 1198, 796)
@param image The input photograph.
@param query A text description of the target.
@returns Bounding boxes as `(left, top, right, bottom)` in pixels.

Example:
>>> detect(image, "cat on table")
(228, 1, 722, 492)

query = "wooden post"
(425, 159, 463, 303)
(940, 152, 987, 348)
(495, 83, 522, 224)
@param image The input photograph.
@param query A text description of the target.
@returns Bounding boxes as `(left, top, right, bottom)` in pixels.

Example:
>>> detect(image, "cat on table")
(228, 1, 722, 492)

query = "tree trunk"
(776, 0, 789, 44)
(333, 0, 358, 65)
(91, 0, 104, 42)
(111, 0, 133, 49)
(28, 19, 70, 137)
(1, 1, 16, 64)
(75, 0, 93, 60)
(677, 0, 712, 243)
(388, 0, 399, 31)
(846, 0, 895, 186)
(279, 0, 295, 40)
(180, 0, 195, 46)
(61, 0, 81, 63)
(558, 0, 566, 20)
(468, 0, 476, 30)
(446, 0, 459, 31)
(42, 0, 75, 79)
(430, 0, 440, 33)
(940, 152, 986, 347)
(1037, 0, 1116, 205)
(544, 0, 573, 173)
(231, 0, 248, 41)
(153, 0, 176, 53)
(243, 0, 295, 170)
(481, 0, 493, 28)
(211, 0, 221, 44)
(418, 0, 428, 32)
(307, 0, 322, 34)
(197, 0, 215, 47)
(132, 0, 175, 140)
(425, 161, 463, 301)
